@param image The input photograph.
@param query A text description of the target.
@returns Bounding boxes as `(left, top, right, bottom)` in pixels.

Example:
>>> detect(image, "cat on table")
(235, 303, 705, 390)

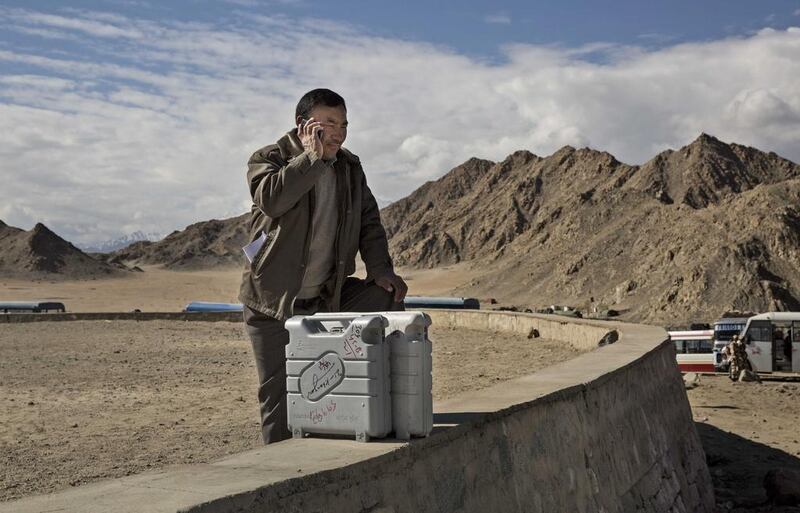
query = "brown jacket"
(238, 130, 394, 320)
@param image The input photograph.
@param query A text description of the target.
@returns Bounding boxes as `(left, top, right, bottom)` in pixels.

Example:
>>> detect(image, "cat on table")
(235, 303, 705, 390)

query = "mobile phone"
(300, 118, 323, 139)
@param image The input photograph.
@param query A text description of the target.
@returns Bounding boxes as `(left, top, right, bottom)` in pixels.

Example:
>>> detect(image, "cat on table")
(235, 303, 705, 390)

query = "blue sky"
(1, 1, 799, 244)
(3, 0, 798, 58)
(4, 0, 799, 58)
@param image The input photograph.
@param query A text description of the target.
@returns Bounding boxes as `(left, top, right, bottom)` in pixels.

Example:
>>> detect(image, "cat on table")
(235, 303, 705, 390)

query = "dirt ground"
(0, 264, 476, 313)
(4, 271, 800, 510)
(686, 375, 800, 512)
(0, 267, 252, 313)
(0, 320, 582, 502)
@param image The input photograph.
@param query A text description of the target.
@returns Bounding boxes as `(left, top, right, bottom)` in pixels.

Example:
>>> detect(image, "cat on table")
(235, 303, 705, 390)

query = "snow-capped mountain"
(79, 231, 163, 254)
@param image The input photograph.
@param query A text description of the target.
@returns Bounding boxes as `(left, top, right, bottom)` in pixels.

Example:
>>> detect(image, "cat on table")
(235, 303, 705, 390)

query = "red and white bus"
(668, 330, 716, 373)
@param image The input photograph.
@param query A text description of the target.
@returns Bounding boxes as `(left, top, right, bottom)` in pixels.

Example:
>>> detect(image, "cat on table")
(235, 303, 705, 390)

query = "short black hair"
(295, 88, 346, 120)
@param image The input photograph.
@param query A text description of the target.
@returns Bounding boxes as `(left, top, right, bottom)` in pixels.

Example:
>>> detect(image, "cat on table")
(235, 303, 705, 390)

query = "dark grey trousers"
(243, 277, 402, 444)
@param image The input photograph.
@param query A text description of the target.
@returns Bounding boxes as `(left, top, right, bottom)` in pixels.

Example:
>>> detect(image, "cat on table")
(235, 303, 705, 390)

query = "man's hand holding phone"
(298, 117, 324, 160)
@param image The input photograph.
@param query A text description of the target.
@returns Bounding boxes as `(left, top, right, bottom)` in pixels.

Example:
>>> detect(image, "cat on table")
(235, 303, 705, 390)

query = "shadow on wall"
(430, 412, 491, 436)
(697, 423, 800, 512)
(327, 412, 492, 445)
(433, 412, 490, 425)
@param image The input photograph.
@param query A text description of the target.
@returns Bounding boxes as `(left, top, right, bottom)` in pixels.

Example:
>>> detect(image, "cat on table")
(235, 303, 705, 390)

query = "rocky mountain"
(79, 231, 163, 254)
(105, 214, 249, 269)
(68, 132, 799, 325)
(381, 134, 800, 324)
(0, 221, 126, 279)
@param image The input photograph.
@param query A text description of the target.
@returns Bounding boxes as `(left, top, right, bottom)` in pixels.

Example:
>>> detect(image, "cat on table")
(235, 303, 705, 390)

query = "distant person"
(726, 334, 757, 382)
(239, 88, 407, 444)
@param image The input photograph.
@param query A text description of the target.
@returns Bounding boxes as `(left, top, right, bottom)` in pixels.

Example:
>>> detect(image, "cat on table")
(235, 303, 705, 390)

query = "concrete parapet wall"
(3, 311, 713, 513)
(190, 313, 712, 513)
(428, 309, 615, 352)
(0, 311, 241, 323)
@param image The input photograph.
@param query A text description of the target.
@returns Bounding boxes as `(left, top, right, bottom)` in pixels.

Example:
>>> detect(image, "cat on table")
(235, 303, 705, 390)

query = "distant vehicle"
(535, 305, 582, 317)
(0, 301, 66, 313)
(668, 329, 716, 373)
(403, 297, 480, 310)
(184, 302, 243, 313)
(714, 317, 749, 342)
(739, 312, 800, 373)
(712, 317, 749, 371)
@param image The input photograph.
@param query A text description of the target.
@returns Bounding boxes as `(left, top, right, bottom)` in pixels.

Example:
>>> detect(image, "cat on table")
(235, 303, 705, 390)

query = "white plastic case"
(284, 314, 392, 442)
(303, 311, 434, 440)
(385, 312, 433, 439)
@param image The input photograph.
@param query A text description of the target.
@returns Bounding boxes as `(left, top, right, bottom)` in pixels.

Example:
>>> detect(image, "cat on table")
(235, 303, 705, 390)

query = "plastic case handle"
(301, 315, 388, 345)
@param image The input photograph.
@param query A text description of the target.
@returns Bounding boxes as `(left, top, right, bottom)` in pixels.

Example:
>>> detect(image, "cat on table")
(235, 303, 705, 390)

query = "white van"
(739, 312, 800, 373)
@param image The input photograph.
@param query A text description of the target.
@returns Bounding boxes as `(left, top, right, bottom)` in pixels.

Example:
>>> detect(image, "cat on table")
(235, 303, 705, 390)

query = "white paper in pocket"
(242, 231, 268, 263)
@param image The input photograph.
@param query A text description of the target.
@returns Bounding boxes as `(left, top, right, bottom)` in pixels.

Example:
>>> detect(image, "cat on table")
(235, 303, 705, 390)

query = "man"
(726, 334, 757, 382)
(239, 88, 407, 444)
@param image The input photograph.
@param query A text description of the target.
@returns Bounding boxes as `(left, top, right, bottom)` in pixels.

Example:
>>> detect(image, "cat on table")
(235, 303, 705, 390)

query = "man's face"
(303, 105, 348, 160)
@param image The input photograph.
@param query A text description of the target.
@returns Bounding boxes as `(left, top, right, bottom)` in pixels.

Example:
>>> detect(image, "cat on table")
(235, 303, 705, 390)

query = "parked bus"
(0, 301, 66, 313)
(739, 312, 800, 373)
(668, 329, 716, 372)
(712, 317, 749, 371)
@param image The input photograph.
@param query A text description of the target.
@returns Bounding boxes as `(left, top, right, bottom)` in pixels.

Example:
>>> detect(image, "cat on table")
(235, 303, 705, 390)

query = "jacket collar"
(277, 129, 306, 161)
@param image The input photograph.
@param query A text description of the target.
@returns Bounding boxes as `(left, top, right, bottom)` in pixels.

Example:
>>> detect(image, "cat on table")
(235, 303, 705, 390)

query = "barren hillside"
(0, 221, 125, 279)
(106, 214, 248, 269)
(381, 134, 800, 324)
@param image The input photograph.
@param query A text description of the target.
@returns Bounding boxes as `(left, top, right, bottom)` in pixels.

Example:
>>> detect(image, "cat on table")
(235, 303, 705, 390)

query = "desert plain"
(1, 266, 799, 512)
(0, 264, 581, 500)
(0, 264, 470, 313)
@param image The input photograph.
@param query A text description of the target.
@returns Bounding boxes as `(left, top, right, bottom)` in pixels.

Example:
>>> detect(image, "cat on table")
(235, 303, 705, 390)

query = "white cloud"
(2, 9, 145, 39)
(636, 32, 678, 45)
(484, 13, 512, 25)
(222, 0, 302, 5)
(724, 88, 800, 127)
(222, 0, 262, 6)
(1, 9, 799, 245)
(9, 25, 81, 40)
